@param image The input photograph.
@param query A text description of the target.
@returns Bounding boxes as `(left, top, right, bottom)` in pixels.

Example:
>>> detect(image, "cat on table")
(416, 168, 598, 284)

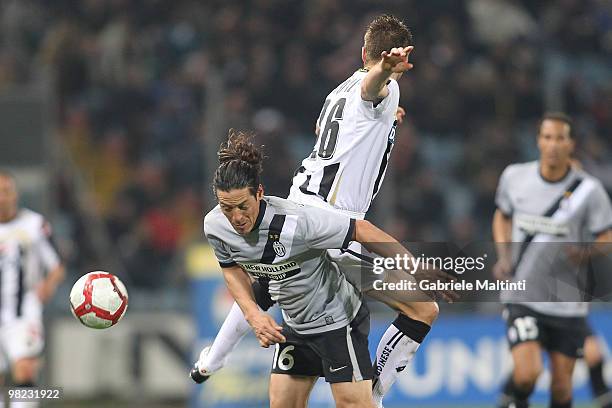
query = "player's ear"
(361, 46, 366, 65)
(256, 184, 264, 200)
(569, 138, 576, 155)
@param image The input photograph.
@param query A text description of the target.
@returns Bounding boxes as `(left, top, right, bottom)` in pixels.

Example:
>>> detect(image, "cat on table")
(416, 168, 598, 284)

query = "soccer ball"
(70, 271, 128, 329)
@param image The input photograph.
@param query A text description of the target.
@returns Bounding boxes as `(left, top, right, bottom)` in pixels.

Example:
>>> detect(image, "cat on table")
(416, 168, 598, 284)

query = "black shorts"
(503, 304, 590, 358)
(270, 304, 374, 383)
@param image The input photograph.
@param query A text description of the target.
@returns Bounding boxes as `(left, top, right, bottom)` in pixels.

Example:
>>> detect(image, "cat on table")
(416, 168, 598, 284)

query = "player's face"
(0, 175, 18, 222)
(217, 186, 263, 235)
(537, 119, 574, 167)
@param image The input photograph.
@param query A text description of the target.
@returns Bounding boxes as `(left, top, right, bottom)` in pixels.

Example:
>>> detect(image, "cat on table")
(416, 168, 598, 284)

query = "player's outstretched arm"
(353, 220, 457, 302)
(221, 265, 285, 348)
(361, 46, 413, 103)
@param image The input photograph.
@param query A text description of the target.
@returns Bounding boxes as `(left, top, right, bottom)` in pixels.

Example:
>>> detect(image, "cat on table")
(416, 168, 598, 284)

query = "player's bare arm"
(361, 46, 413, 103)
(566, 228, 612, 264)
(221, 264, 285, 348)
(395, 106, 406, 124)
(353, 219, 457, 302)
(36, 264, 65, 303)
(492, 209, 513, 280)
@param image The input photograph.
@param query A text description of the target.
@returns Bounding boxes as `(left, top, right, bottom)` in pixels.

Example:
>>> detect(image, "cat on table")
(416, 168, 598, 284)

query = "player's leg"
(11, 357, 41, 408)
(330, 380, 375, 408)
(362, 267, 437, 406)
(331, 244, 437, 407)
(0, 337, 6, 408)
(317, 304, 375, 408)
(499, 306, 547, 408)
(545, 315, 594, 408)
(508, 342, 544, 408)
(269, 374, 317, 408)
(584, 335, 612, 408)
(269, 327, 324, 407)
(549, 351, 576, 407)
(193, 279, 274, 379)
(5, 319, 44, 408)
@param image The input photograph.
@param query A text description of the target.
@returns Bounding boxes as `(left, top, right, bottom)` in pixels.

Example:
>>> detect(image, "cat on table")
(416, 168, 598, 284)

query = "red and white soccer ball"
(70, 271, 128, 329)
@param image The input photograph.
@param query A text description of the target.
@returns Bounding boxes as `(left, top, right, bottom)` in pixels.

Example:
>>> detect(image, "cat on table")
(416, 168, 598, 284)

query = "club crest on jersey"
(273, 241, 286, 257)
(560, 190, 573, 210)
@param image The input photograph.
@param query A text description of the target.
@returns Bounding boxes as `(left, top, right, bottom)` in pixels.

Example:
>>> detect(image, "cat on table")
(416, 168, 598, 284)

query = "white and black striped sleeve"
(209, 236, 236, 268)
(203, 215, 236, 268)
(301, 206, 355, 250)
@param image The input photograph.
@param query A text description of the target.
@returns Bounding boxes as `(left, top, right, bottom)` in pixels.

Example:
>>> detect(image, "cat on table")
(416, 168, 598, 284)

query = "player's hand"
(36, 282, 53, 303)
(381, 46, 414, 73)
(395, 106, 406, 125)
(493, 258, 512, 280)
(565, 244, 589, 265)
(246, 311, 286, 348)
(412, 267, 459, 303)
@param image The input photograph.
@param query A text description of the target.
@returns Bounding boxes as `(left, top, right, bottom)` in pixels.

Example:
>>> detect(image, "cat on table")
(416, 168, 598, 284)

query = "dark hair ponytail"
(213, 130, 264, 197)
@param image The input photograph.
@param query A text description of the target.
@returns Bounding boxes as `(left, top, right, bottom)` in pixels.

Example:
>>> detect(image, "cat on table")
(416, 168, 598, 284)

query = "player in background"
(204, 132, 450, 408)
(492, 113, 612, 408)
(193, 15, 442, 406)
(582, 335, 612, 408)
(0, 171, 65, 408)
(496, 154, 612, 408)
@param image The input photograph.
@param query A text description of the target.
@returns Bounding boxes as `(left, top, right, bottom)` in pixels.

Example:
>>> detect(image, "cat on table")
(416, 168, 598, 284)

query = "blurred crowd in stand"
(0, 0, 610, 289)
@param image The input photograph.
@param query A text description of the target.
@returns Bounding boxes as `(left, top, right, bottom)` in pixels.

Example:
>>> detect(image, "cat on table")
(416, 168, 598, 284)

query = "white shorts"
(0, 291, 44, 372)
(0, 318, 44, 372)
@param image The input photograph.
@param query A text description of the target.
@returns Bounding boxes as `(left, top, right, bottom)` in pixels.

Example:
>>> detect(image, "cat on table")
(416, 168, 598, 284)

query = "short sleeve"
(206, 234, 236, 268)
(495, 167, 514, 216)
(301, 206, 355, 250)
(34, 219, 61, 272)
(203, 214, 236, 268)
(587, 181, 612, 236)
(358, 78, 400, 120)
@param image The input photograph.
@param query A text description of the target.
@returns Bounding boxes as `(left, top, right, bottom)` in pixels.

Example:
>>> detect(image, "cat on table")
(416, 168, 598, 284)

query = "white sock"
(201, 302, 251, 373)
(372, 321, 426, 407)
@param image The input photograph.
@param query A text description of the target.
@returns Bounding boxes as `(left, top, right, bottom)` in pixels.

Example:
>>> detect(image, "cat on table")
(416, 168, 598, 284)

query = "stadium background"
(0, 0, 611, 407)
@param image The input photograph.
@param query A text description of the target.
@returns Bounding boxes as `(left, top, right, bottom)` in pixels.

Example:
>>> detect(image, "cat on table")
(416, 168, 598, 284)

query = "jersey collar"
(538, 162, 573, 184)
(252, 199, 267, 231)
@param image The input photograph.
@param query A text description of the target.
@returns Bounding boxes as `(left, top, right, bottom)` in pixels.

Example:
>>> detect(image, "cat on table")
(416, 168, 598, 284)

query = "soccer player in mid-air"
(204, 132, 449, 407)
(493, 113, 612, 408)
(0, 171, 65, 408)
(193, 15, 445, 407)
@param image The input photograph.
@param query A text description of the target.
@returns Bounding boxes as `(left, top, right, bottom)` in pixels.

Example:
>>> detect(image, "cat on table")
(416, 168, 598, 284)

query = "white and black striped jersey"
(288, 69, 400, 219)
(495, 161, 612, 317)
(0, 209, 61, 324)
(204, 196, 361, 335)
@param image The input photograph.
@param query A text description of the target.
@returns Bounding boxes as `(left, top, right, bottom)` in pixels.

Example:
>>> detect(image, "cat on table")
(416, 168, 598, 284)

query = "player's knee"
(583, 336, 603, 367)
(333, 390, 374, 408)
(12, 358, 39, 384)
(270, 393, 306, 408)
(399, 301, 438, 325)
(513, 368, 540, 393)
